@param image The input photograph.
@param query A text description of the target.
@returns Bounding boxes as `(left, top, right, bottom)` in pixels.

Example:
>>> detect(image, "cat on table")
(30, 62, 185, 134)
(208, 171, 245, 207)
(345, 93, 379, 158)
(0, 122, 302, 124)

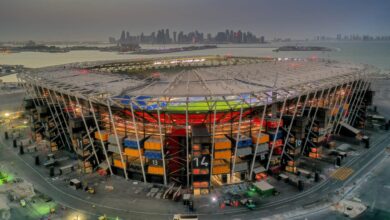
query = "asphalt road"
(1, 126, 389, 220)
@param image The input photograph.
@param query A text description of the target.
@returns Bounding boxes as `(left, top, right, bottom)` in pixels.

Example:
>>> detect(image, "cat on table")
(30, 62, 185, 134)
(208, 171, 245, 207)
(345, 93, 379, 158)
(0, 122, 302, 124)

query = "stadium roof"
(18, 56, 375, 110)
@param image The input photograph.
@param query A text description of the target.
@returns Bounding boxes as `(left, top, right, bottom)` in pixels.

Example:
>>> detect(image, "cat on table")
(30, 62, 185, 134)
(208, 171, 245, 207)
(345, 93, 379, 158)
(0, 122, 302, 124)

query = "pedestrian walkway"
(331, 167, 354, 181)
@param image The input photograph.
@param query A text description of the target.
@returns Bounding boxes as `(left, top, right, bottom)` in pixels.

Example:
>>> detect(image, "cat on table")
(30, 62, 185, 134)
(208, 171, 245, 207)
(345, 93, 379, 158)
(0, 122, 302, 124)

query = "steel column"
(156, 99, 168, 186)
(280, 95, 302, 158)
(75, 96, 100, 165)
(231, 101, 244, 181)
(35, 86, 67, 150)
(129, 100, 147, 183)
(266, 97, 287, 170)
(107, 99, 128, 180)
(325, 83, 348, 136)
(349, 77, 373, 127)
(333, 77, 363, 134)
(333, 78, 362, 133)
(209, 100, 218, 181)
(89, 99, 113, 175)
(47, 89, 74, 152)
(249, 101, 267, 180)
(301, 88, 325, 154)
(185, 97, 190, 188)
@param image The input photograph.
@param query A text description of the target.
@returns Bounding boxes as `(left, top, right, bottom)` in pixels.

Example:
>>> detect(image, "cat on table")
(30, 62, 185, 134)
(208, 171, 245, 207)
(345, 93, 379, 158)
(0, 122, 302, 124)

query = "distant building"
(173, 31, 177, 43)
(109, 37, 116, 44)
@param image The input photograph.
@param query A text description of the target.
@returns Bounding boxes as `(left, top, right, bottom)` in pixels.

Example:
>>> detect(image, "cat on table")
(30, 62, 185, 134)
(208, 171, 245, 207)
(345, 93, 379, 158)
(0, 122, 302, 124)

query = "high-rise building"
(165, 29, 170, 43)
(173, 31, 177, 43)
(260, 36, 265, 43)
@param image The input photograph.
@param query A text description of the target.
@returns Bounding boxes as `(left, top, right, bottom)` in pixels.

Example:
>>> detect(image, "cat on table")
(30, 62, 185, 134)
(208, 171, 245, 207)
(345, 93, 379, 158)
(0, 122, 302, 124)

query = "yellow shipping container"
(148, 165, 164, 175)
(252, 133, 269, 145)
(285, 165, 297, 173)
(193, 188, 201, 196)
(214, 150, 232, 159)
(124, 148, 143, 157)
(201, 189, 209, 195)
(94, 131, 109, 142)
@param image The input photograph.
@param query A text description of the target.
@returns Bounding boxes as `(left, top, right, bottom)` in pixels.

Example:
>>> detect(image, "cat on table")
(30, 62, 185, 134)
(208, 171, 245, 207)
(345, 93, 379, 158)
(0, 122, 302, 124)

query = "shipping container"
(144, 137, 162, 150)
(212, 159, 230, 174)
(236, 147, 252, 157)
(268, 130, 284, 141)
(214, 150, 232, 159)
(124, 148, 143, 157)
(285, 165, 297, 173)
(251, 133, 269, 145)
(309, 152, 320, 159)
(214, 137, 232, 150)
(94, 130, 109, 142)
(230, 134, 252, 148)
(254, 143, 269, 154)
(148, 165, 164, 175)
(113, 159, 126, 169)
(266, 118, 283, 129)
(269, 139, 283, 148)
(144, 150, 162, 159)
(109, 134, 124, 146)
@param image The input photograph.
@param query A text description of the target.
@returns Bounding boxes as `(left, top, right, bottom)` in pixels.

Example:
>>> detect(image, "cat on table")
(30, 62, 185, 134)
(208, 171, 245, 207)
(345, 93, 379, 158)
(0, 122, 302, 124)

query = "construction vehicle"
(87, 187, 96, 194)
(98, 215, 107, 220)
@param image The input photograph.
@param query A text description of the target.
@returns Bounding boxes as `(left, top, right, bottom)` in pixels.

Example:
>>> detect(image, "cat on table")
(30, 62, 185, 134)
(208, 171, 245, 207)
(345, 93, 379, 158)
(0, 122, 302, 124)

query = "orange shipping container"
(309, 152, 320, 159)
(124, 148, 143, 157)
(212, 165, 230, 174)
(331, 107, 339, 116)
(113, 159, 126, 169)
(193, 144, 201, 151)
(95, 131, 109, 142)
(214, 150, 232, 159)
(144, 139, 161, 150)
(214, 138, 231, 150)
(193, 181, 209, 188)
(252, 133, 270, 145)
(287, 160, 295, 166)
(148, 165, 164, 175)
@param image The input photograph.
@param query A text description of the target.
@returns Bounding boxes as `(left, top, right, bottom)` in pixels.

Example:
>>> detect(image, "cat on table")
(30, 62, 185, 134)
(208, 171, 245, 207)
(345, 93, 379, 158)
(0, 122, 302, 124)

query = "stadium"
(17, 56, 375, 195)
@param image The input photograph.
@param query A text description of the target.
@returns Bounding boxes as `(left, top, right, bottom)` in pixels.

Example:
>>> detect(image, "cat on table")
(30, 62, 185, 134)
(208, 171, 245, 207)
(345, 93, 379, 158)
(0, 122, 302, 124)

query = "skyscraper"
(173, 31, 177, 43)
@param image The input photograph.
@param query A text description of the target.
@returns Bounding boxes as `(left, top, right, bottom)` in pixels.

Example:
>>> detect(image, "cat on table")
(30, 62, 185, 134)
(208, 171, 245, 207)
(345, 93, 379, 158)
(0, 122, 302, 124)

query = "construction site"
(15, 55, 379, 202)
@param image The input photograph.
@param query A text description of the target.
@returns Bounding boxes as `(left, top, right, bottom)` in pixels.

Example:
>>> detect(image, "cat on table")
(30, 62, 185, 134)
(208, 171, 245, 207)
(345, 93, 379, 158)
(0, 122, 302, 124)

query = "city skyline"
(113, 29, 265, 44)
(0, 0, 390, 41)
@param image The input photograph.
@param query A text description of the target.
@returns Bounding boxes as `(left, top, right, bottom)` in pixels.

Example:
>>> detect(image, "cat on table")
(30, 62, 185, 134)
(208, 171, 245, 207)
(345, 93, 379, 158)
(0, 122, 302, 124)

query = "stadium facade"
(18, 56, 376, 195)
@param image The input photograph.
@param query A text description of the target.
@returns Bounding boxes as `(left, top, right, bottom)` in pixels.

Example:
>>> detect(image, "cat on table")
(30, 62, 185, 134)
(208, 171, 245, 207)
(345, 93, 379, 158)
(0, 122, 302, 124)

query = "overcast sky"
(0, 0, 389, 41)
